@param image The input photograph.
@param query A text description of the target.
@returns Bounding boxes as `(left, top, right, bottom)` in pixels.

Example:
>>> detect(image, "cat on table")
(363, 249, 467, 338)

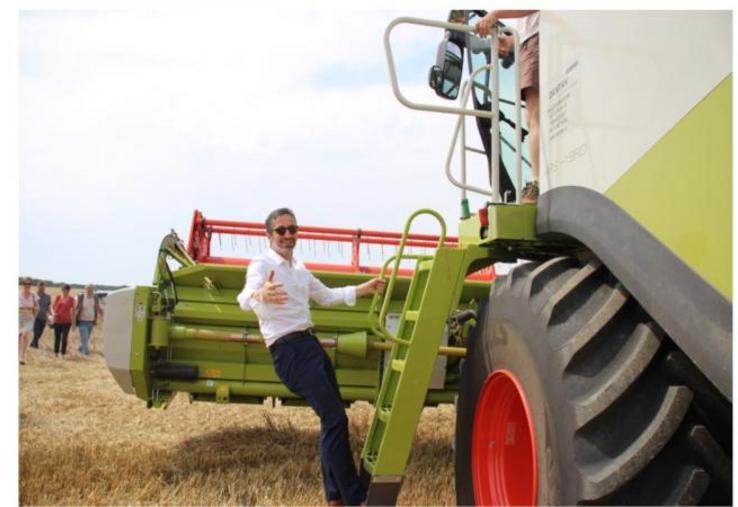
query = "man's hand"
(356, 278, 387, 298)
(254, 271, 288, 304)
(475, 11, 499, 37)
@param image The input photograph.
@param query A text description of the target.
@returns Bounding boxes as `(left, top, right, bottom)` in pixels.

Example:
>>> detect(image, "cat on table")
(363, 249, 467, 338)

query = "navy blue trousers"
(270, 333, 366, 505)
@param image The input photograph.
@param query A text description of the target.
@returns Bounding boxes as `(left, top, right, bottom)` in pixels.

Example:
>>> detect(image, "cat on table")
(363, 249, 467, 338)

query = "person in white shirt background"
(237, 208, 384, 506)
(76, 284, 104, 357)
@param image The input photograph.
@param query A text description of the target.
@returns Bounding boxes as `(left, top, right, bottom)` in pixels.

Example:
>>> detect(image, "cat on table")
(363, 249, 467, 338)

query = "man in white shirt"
(237, 208, 384, 506)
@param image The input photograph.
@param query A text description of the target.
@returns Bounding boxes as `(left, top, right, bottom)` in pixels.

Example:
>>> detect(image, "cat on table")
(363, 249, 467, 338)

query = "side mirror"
(501, 43, 515, 69)
(428, 38, 463, 100)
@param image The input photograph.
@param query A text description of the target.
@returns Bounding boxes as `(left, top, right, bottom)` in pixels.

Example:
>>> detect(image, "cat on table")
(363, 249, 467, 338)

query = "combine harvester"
(105, 210, 493, 408)
(105, 10, 732, 505)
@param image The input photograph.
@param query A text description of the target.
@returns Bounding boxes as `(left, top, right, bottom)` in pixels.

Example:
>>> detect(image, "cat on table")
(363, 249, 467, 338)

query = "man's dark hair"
(265, 208, 296, 233)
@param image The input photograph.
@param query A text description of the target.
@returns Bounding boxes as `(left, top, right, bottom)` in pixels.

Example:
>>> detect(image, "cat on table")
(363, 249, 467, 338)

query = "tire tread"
(455, 258, 731, 506)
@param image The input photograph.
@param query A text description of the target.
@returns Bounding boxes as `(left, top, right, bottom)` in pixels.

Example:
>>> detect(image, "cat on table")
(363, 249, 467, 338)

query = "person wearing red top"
(52, 284, 76, 357)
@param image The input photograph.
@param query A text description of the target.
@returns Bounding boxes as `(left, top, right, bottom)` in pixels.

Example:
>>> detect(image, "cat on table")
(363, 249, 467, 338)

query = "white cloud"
(20, 8, 495, 285)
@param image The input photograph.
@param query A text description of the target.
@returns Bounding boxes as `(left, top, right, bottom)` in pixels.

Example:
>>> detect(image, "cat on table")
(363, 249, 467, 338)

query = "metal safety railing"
(369, 253, 433, 346)
(368, 209, 446, 345)
(384, 17, 523, 204)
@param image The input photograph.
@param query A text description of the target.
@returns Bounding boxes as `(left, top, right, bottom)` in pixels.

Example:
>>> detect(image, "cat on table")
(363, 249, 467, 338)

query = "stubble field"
(19, 295, 457, 506)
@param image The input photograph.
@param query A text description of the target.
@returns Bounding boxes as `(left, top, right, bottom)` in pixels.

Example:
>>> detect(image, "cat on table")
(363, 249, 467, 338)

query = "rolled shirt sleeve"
(308, 272, 357, 307)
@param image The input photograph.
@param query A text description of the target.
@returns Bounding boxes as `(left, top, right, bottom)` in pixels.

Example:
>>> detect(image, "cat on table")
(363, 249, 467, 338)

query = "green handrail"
(368, 209, 447, 344)
(368, 254, 427, 345)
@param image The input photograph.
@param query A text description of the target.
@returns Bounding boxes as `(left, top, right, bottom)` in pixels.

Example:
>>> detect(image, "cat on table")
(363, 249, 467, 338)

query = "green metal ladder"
(360, 209, 490, 505)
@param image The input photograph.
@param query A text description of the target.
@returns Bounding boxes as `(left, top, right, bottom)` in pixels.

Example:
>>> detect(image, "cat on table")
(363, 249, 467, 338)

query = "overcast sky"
(17, 8, 526, 286)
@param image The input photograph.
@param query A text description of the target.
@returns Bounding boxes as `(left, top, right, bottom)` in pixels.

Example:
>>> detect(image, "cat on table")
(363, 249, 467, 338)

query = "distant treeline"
(18, 277, 127, 292)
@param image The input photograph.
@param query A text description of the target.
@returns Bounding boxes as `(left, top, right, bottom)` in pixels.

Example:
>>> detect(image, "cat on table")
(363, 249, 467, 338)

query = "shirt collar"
(266, 247, 298, 267)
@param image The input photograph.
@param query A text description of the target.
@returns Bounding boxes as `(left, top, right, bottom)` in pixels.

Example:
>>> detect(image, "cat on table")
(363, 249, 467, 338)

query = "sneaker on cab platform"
(521, 180, 539, 204)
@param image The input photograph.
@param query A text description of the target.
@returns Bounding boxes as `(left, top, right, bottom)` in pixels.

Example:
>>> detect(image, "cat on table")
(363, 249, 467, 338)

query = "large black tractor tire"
(455, 257, 732, 505)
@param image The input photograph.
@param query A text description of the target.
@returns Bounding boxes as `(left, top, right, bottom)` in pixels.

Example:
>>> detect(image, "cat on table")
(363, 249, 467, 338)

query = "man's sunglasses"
(273, 225, 299, 236)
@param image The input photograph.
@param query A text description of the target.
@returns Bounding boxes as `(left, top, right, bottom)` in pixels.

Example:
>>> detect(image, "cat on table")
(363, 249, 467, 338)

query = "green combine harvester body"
(105, 10, 731, 506)
(104, 211, 493, 409)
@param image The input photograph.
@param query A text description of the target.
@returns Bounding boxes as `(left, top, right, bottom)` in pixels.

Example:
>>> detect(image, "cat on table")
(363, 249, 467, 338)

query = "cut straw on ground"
(20, 315, 456, 505)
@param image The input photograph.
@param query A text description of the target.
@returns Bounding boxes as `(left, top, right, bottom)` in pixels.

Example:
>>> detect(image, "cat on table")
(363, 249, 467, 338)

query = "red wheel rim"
(472, 369, 537, 506)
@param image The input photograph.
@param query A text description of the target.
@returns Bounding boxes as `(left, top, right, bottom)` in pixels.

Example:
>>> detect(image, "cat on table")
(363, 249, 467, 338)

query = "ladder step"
(391, 359, 406, 372)
(364, 453, 377, 472)
(404, 310, 420, 322)
(418, 259, 434, 272)
(378, 407, 392, 423)
(359, 242, 470, 506)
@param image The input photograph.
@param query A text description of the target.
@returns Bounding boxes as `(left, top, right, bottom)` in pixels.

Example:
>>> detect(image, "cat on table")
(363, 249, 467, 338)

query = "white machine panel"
(540, 11, 731, 193)
(103, 287, 136, 394)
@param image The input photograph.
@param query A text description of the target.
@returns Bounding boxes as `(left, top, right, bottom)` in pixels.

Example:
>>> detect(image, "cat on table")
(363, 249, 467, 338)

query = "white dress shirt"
(237, 248, 357, 346)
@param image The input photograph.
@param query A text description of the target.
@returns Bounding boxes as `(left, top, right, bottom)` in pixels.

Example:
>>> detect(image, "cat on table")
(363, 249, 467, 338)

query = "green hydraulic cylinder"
(150, 316, 170, 348)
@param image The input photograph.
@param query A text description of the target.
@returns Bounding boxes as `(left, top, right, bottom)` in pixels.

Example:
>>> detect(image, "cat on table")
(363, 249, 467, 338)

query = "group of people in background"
(18, 277, 104, 366)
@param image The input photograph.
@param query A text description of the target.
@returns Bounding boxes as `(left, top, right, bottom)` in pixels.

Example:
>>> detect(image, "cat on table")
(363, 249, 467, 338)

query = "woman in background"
(18, 277, 39, 365)
(52, 284, 76, 358)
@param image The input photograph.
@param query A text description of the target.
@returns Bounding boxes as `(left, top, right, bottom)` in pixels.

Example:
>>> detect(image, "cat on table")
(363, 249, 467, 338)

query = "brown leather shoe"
(327, 500, 343, 506)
